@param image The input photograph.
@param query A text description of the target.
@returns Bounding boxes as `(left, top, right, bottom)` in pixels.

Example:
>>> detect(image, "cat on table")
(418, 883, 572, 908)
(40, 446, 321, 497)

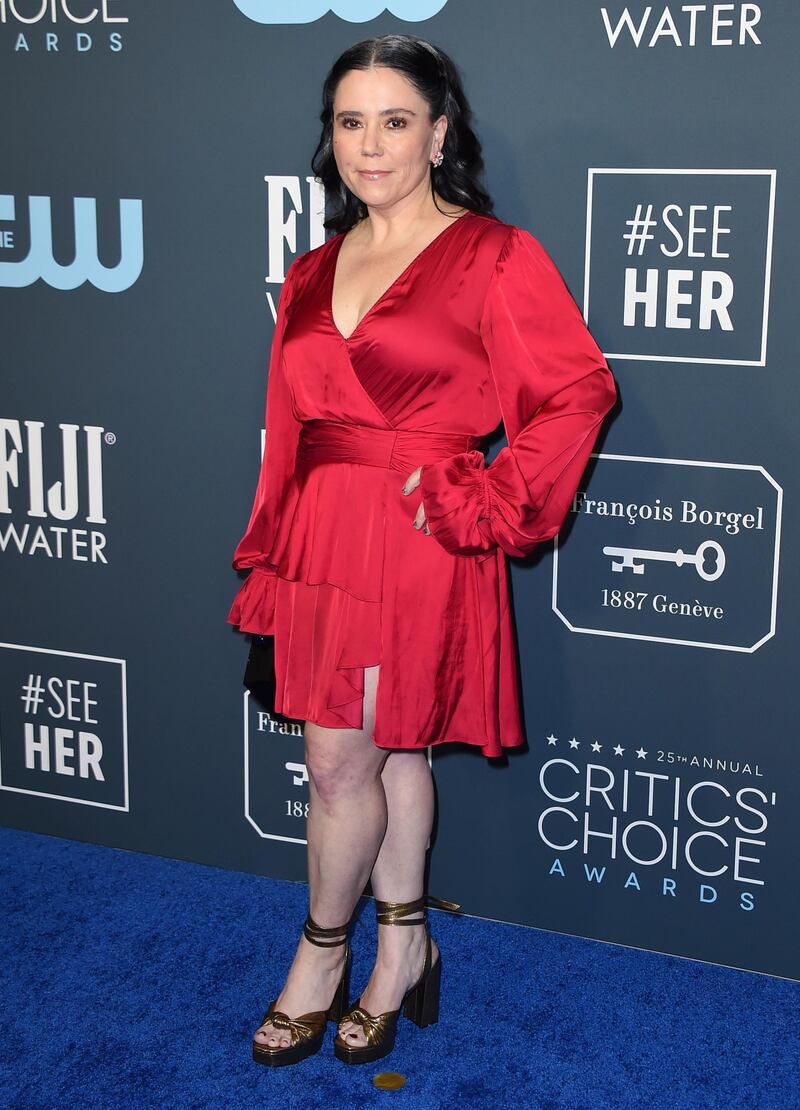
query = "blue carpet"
(0, 826, 797, 1110)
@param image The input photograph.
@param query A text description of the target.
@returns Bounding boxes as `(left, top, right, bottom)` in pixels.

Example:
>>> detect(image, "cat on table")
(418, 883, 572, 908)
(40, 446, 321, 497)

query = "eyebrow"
(334, 108, 417, 119)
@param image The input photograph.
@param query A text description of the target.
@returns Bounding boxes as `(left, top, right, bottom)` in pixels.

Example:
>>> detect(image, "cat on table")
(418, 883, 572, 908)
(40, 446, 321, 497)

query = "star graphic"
(613, 744, 624, 756)
(635, 747, 647, 759)
(591, 741, 602, 752)
(546, 734, 558, 746)
(568, 737, 580, 749)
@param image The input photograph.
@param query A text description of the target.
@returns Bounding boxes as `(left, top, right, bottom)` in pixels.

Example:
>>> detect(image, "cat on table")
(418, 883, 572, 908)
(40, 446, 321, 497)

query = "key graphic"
(602, 539, 726, 582)
(286, 761, 309, 787)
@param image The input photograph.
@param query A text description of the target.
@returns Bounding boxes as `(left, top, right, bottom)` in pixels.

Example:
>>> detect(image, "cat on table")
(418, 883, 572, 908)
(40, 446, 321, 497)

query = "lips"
(358, 170, 391, 177)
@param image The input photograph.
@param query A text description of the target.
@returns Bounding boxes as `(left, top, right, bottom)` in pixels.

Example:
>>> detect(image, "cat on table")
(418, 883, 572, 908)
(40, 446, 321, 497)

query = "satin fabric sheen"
(227, 210, 617, 757)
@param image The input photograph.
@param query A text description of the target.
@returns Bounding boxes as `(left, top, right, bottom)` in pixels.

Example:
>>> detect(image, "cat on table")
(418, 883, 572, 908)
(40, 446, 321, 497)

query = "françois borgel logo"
(553, 454, 781, 652)
(232, 0, 447, 25)
(0, 643, 128, 811)
(0, 195, 143, 291)
(243, 690, 307, 844)
(584, 169, 775, 365)
(0, 419, 113, 563)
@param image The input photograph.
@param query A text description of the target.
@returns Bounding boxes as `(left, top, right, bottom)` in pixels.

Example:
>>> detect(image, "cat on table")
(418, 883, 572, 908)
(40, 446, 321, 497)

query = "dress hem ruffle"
(228, 564, 525, 758)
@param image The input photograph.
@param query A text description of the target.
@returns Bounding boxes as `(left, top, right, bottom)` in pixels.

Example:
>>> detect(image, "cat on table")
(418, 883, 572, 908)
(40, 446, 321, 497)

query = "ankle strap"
(374, 893, 463, 926)
(375, 897, 427, 926)
(303, 912, 351, 947)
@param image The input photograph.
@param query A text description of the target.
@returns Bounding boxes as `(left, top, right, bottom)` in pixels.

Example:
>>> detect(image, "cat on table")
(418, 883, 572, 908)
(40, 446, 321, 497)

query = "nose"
(360, 120, 383, 157)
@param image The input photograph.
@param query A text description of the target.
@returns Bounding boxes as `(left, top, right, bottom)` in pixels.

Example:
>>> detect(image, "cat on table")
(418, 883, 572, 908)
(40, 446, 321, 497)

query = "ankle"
(300, 935, 348, 962)
(376, 927, 426, 959)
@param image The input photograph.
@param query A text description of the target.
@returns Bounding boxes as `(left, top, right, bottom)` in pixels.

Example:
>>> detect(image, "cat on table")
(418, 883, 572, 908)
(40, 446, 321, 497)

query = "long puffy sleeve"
(227, 259, 301, 633)
(418, 227, 617, 558)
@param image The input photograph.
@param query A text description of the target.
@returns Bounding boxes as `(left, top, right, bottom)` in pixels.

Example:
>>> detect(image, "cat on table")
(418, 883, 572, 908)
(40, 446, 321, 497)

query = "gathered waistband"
(297, 419, 483, 473)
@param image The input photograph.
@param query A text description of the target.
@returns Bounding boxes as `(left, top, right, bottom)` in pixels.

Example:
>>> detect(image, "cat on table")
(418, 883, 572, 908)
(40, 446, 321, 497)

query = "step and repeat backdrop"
(2, 2, 797, 982)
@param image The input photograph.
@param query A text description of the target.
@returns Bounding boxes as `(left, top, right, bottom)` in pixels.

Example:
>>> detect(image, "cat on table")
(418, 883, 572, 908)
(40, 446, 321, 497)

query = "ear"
(433, 114, 448, 148)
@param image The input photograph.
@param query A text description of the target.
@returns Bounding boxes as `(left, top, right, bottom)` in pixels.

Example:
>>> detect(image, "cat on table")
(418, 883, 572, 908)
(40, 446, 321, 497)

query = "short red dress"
(227, 210, 617, 757)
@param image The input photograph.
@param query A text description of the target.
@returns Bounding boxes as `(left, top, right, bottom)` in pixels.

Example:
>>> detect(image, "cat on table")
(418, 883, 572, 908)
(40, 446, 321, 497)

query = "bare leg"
(337, 745, 439, 1047)
(254, 664, 389, 1050)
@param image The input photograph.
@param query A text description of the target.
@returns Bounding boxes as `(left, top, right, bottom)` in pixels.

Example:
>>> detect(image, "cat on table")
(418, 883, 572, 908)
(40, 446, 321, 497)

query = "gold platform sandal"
(332, 894, 459, 1065)
(252, 911, 353, 1068)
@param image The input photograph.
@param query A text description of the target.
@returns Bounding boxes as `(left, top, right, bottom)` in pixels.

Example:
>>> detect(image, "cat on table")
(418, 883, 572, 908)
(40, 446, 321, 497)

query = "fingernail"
(401, 486, 409, 496)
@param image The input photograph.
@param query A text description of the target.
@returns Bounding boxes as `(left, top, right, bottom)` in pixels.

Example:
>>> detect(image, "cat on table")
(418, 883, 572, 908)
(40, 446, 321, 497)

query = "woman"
(227, 34, 617, 1067)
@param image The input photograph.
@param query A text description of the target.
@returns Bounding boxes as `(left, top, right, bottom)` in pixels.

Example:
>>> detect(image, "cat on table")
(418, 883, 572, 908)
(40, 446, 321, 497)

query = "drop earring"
(431, 151, 444, 168)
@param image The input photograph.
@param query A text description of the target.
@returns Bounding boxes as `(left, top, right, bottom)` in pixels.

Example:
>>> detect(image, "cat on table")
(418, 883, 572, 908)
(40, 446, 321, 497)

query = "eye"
(339, 117, 407, 129)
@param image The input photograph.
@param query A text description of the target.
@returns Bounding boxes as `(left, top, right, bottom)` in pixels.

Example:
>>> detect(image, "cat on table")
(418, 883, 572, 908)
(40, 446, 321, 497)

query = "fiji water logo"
(600, 5, 763, 47)
(0, 419, 112, 563)
(232, 0, 447, 24)
(0, 195, 143, 291)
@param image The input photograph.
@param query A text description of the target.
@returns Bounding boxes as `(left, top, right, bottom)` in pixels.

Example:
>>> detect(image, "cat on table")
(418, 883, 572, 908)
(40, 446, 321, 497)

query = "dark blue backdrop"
(2, 1, 796, 981)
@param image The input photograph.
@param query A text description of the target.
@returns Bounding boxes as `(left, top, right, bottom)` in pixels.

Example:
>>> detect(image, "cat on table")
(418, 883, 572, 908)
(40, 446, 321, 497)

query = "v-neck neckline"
(328, 209, 475, 343)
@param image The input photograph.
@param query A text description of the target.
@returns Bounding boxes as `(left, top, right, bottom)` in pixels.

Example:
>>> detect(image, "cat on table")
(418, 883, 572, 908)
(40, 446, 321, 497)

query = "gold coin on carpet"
(372, 1071, 406, 1090)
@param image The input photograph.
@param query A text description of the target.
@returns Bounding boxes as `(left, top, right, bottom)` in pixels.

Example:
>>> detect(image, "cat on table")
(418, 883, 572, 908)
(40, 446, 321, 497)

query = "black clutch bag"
(243, 634, 277, 709)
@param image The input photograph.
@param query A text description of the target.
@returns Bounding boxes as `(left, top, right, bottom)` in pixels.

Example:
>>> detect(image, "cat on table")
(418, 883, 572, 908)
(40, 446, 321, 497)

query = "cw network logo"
(232, 0, 446, 24)
(0, 194, 143, 291)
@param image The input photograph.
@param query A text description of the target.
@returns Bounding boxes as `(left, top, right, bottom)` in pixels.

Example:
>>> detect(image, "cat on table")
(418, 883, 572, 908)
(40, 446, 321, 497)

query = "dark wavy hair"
(311, 34, 494, 234)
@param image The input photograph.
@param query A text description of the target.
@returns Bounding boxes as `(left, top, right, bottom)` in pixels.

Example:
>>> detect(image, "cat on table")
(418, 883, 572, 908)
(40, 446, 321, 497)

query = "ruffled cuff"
(417, 450, 496, 557)
(226, 566, 278, 635)
(419, 442, 572, 559)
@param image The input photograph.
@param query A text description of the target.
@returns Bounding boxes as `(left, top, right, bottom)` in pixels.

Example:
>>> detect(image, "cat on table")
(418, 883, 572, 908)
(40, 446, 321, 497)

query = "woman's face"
(331, 65, 446, 211)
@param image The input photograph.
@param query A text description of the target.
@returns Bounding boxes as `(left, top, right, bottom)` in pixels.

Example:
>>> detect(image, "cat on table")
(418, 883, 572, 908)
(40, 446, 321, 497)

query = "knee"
(305, 739, 382, 809)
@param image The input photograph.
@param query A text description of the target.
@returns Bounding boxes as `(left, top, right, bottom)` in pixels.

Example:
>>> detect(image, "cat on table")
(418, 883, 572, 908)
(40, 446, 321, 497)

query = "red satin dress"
(227, 210, 617, 757)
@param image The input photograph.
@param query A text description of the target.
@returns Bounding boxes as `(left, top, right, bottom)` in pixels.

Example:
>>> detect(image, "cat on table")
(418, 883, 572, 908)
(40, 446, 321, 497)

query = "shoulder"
(457, 213, 557, 276)
(287, 235, 338, 280)
(472, 220, 572, 297)
(464, 211, 515, 251)
(476, 216, 554, 262)
(277, 234, 340, 304)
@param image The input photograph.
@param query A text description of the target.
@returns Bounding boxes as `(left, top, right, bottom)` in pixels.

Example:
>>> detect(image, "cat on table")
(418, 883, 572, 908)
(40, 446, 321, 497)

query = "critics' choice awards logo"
(232, 0, 446, 24)
(2, 0, 127, 54)
(600, 5, 763, 48)
(0, 194, 143, 291)
(0, 643, 128, 810)
(0, 419, 114, 563)
(584, 169, 775, 365)
(553, 454, 781, 652)
(244, 692, 308, 843)
(537, 732, 774, 912)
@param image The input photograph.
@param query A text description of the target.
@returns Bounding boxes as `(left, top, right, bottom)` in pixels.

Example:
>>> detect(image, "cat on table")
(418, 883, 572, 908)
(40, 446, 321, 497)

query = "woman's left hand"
(401, 467, 431, 535)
